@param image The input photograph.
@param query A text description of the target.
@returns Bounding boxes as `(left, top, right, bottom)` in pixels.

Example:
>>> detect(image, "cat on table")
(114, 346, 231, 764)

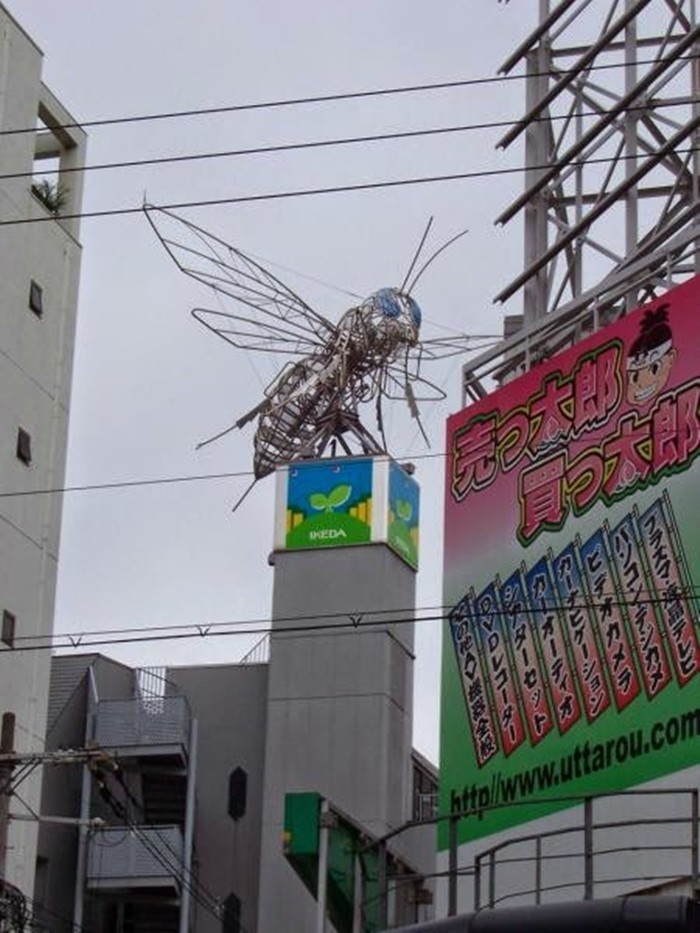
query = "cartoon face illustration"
(626, 304, 677, 406)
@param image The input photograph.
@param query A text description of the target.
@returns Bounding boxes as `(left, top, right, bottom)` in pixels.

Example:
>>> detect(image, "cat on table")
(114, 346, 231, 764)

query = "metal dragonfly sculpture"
(145, 206, 496, 504)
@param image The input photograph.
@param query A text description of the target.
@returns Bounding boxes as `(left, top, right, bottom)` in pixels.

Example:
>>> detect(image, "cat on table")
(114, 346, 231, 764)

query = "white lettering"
(309, 528, 348, 541)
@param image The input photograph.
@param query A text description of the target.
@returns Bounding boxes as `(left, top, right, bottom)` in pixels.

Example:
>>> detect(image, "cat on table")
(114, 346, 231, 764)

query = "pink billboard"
(441, 276, 700, 847)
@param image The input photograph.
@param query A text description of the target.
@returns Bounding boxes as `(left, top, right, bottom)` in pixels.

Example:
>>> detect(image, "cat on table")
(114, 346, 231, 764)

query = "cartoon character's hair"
(628, 303, 672, 358)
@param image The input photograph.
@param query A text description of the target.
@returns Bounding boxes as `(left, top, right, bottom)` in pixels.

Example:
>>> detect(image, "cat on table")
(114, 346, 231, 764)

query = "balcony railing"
(93, 695, 190, 755)
(86, 825, 183, 891)
(415, 793, 439, 822)
(472, 788, 700, 909)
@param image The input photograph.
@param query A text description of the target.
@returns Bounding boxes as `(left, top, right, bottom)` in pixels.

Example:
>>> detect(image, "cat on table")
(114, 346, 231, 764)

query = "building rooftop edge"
(412, 746, 438, 776)
(0, 2, 43, 55)
(1, 5, 86, 135)
(52, 651, 135, 675)
(40, 80, 86, 140)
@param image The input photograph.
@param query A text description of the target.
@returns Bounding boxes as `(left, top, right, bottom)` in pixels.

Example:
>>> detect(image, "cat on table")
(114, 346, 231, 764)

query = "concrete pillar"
(257, 459, 417, 931)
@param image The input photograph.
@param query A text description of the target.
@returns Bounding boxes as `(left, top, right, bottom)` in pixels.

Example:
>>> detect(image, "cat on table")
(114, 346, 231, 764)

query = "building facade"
(37, 644, 436, 932)
(0, 1, 86, 904)
(37, 461, 436, 931)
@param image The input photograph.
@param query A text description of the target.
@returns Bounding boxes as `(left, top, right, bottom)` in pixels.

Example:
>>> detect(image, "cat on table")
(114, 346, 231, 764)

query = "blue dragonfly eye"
(406, 295, 422, 329)
(372, 288, 402, 318)
(369, 288, 422, 329)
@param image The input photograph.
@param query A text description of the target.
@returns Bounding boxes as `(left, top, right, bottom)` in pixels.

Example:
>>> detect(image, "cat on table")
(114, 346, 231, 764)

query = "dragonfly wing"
(419, 334, 502, 360)
(192, 307, 321, 357)
(382, 359, 447, 402)
(145, 204, 337, 355)
(381, 336, 502, 400)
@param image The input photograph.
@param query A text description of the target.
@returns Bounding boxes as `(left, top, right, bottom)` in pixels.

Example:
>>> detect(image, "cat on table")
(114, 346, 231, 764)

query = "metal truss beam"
(463, 0, 700, 404)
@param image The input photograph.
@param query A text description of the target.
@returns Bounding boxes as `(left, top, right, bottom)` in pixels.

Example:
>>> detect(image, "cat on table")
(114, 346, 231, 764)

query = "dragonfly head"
(366, 288, 422, 345)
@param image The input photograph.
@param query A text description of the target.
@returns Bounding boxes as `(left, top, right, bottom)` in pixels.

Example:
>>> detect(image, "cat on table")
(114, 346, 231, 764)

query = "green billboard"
(441, 277, 700, 849)
(274, 456, 420, 569)
(284, 458, 373, 550)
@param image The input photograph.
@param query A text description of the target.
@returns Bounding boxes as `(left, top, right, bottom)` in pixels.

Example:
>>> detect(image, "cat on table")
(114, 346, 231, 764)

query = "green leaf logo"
(309, 484, 352, 513)
(327, 484, 352, 509)
(396, 499, 413, 522)
(309, 492, 329, 511)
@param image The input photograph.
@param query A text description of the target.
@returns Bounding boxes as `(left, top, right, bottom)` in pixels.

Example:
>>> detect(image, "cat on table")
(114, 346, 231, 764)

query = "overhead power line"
(0, 53, 691, 138)
(3, 145, 696, 228)
(0, 468, 256, 498)
(2, 76, 505, 137)
(1, 586, 695, 654)
(15, 601, 437, 647)
(0, 120, 542, 181)
(0, 164, 525, 226)
(0, 412, 691, 501)
(23, 890, 98, 933)
(109, 767, 226, 925)
(0, 453, 449, 500)
(4, 98, 693, 183)
(94, 771, 225, 927)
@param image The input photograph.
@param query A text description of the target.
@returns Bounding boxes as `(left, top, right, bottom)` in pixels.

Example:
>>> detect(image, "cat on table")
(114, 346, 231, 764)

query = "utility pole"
(0, 712, 16, 881)
(0, 740, 115, 884)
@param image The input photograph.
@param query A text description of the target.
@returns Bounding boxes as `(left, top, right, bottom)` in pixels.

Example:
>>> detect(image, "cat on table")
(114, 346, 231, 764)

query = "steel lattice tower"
(463, 0, 700, 402)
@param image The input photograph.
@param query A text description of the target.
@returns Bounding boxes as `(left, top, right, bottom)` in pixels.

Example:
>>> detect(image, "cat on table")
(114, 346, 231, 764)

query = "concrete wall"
(257, 542, 418, 932)
(167, 662, 269, 933)
(39, 654, 271, 932)
(37, 543, 434, 933)
(36, 659, 90, 932)
(0, 2, 85, 899)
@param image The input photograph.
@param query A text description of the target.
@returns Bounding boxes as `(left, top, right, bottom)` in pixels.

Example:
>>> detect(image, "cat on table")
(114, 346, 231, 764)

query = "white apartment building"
(0, 2, 85, 903)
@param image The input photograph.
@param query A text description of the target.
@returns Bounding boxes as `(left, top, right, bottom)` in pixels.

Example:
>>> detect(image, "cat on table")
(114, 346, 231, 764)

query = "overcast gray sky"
(7, 0, 537, 761)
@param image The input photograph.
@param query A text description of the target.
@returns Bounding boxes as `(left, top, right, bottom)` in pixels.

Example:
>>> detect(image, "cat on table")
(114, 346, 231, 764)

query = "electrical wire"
(0, 454, 447, 500)
(0, 162, 508, 225)
(93, 778, 201, 905)
(0, 121, 535, 181)
(6, 97, 695, 183)
(0, 760, 38, 797)
(0, 39, 692, 926)
(93, 769, 227, 927)
(4, 748, 219, 933)
(0, 467, 256, 498)
(0, 53, 693, 138)
(1, 77, 514, 137)
(109, 767, 225, 925)
(0, 164, 549, 226)
(3, 144, 696, 228)
(11, 600, 434, 645)
(0, 585, 696, 655)
(22, 889, 99, 933)
(0, 404, 693, 501)
(130, 824, 222, 921)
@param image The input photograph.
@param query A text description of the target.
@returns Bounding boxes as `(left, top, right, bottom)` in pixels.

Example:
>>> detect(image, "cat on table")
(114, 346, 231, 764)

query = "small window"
(16, 428, 32, 465)
(222, 893, 241, 933)
(2, 611, 15, 648)
(28, 280, 43, 316)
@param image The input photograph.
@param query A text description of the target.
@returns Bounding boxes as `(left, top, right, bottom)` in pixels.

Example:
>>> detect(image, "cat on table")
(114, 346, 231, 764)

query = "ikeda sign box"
(441, 277, 700, 849)
(274, 455, 420, 569)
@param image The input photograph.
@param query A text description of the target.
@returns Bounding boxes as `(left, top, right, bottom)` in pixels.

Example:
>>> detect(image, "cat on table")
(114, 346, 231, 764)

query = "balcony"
(86, 825, 184, 893)
(93, 696, 190, 765)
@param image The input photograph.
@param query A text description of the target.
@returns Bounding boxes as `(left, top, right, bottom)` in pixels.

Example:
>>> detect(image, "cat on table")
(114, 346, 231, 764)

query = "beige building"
(0, 1, 85, 902)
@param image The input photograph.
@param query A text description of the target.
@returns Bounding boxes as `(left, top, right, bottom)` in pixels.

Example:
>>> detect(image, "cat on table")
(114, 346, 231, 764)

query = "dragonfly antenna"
(406, 226, 469, 295)
(400, 217, 434, 293)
